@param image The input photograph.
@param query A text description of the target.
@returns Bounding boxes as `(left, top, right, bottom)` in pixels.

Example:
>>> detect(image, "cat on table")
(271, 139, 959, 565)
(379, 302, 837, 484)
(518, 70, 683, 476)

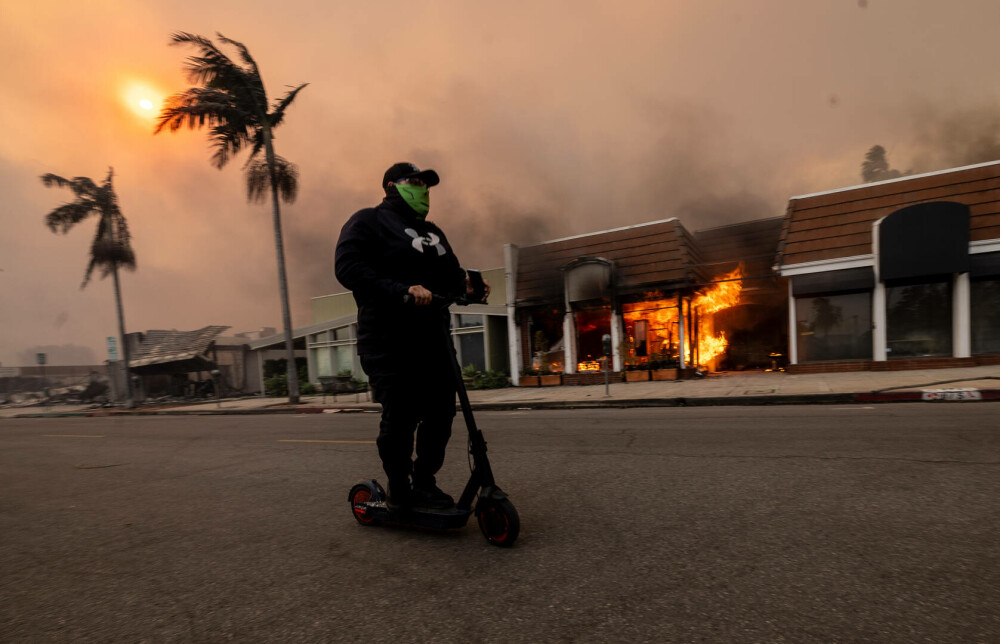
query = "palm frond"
(82, 206, 135, 288)
(208, 117, 255, 168)
(269, 83, 308, 129)
(216, 33, 261, 78)
(244, 129, 266, 166)
(168, 32, 269, 123)
(44, 202, 97, 233)
(246, 155, 299, 204)
(41, 173, 100, 199)
(170, 32, 239, 83)
(40, 173, 101, 232)
(40, 173, 71, 189)
(155, 88, 247, 133)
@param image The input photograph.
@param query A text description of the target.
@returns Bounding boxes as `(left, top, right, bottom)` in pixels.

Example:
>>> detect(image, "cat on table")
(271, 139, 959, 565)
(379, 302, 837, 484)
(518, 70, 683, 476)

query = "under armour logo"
(404, 228, 445, 256)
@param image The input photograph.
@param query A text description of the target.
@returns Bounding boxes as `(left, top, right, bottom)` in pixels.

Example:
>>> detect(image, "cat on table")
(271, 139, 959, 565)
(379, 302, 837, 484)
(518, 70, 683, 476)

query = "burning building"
(504, 218, 787, 385)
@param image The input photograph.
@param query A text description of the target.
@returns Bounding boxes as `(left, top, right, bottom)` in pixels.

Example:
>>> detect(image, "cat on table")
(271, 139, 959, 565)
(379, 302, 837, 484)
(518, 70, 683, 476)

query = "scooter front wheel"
(476, 498, 519, 547)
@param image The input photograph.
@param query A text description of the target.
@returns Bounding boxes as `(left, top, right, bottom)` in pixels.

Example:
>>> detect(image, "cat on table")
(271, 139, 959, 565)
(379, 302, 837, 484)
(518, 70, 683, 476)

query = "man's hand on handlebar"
(407, 284, 433, 306)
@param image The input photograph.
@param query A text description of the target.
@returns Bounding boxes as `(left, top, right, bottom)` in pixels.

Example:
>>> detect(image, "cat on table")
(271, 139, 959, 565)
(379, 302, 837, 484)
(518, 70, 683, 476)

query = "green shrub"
(469, 370, 510, 390)
(265, 374, 287, 396)
(263, 358, 309, 395)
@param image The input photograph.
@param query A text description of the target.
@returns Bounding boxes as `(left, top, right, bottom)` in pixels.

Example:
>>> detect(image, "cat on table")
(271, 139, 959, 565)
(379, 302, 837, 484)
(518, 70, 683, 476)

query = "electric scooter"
(348, 273, 520, 547)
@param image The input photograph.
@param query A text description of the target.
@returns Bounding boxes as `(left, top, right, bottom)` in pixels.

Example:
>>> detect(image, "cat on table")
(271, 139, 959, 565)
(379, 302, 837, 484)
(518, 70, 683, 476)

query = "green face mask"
(395, 183, 430, 217)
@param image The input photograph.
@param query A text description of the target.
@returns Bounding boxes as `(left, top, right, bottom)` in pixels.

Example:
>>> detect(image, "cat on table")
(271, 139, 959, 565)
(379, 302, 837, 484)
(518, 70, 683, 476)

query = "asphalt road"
(1, 405, 998, 643)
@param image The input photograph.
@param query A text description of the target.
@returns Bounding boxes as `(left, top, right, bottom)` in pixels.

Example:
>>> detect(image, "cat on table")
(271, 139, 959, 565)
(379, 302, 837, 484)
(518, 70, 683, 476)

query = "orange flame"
(693, 267, 742, 365)
(622, 266, 743, 369)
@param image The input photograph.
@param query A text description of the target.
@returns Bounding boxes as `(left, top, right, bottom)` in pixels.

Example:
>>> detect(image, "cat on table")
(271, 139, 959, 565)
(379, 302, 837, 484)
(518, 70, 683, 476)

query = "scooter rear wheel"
(349, 483, 379, 526)
(476, 498, 519, 547)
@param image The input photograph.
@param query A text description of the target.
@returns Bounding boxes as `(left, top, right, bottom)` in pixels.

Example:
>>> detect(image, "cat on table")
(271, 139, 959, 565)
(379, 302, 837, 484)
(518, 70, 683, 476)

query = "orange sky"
(3, 0, 1000, 365)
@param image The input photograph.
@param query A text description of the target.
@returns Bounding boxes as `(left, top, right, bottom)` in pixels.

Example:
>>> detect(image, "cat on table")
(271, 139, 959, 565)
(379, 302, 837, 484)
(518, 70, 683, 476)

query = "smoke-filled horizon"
(3, 0, 1000, 365)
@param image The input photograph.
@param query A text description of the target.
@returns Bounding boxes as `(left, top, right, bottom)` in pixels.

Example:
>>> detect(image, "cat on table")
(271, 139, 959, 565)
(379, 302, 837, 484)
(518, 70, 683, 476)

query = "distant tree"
(862, 145, 906, 183)
(40, 169, 136, 407)
(156, 32, 308, 404)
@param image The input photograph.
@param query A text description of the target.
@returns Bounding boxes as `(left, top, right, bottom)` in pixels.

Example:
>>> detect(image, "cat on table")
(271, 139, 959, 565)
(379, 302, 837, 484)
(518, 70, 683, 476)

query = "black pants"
(360, 351, 457, 488)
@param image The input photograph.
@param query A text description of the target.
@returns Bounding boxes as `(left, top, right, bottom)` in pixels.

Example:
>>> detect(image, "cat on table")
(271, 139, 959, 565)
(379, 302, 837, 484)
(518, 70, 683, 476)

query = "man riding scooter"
(335, 162, 488, 511)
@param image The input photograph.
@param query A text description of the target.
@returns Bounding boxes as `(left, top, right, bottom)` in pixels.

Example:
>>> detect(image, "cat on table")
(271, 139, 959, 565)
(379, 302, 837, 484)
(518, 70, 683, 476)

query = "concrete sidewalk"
(3, 365, 999, 418)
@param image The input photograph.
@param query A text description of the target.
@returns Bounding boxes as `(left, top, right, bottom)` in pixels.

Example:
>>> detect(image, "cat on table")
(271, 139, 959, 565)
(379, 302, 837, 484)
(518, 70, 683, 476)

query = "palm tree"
(155, 32, 307, 404)
(40, 169, 136, 408)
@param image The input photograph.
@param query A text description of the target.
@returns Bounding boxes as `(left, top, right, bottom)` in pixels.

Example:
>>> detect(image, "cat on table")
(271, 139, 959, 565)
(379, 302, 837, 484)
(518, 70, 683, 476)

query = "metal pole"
(677, 291, 686, 370)
(602, 333, 612, 397)
(687, 298, 695, 369)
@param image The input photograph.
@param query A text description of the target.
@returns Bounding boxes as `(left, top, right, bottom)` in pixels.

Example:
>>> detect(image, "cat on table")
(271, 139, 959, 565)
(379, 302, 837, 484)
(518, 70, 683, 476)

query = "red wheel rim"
(352, 489, 374, 524)
(479, 506, 510, 542)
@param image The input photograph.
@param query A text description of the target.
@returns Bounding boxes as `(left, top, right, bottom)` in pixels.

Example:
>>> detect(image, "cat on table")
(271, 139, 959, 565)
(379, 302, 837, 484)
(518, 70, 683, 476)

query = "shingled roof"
(514, 218, 700, 305)
(777, 161, 1000, 268)
(129, 326, 230, 368)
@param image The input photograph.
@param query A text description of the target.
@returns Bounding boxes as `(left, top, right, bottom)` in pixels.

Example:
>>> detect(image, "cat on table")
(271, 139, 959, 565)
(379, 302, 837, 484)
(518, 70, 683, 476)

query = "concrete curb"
(7, 390, 1000, 418)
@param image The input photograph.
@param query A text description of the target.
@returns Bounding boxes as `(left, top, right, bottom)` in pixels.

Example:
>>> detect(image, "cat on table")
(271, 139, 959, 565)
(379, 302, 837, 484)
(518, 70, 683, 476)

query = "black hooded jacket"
(334, 191, 467, 356)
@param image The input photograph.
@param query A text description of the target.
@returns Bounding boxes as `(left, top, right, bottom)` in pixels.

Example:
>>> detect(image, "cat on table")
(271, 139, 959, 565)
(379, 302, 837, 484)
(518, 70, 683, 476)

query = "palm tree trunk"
(262, 125, 300, 404)
(112, 264, 135, 408)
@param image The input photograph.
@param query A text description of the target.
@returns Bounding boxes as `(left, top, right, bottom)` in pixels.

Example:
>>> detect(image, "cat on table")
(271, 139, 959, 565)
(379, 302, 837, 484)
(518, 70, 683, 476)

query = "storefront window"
(972, 278, 1000, 355)
(313, 347, 333, 377)
(575, 308, 611, 365)
(795, 292, 872, 362)
(886, 280, 952, 358)
(457, 314, 484, 328)
(458, 333, 486, 371)
(332, 345, 354, 374)
(527, 307, 564, 372)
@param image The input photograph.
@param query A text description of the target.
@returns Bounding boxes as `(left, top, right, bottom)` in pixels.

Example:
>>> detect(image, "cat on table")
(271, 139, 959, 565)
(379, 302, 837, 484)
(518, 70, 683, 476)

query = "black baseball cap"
(383, 162, 440, 190)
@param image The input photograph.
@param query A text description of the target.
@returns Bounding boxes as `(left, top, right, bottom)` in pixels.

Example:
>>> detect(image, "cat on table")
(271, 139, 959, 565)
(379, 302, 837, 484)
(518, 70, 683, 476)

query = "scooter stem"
(443, 321, 496, 487)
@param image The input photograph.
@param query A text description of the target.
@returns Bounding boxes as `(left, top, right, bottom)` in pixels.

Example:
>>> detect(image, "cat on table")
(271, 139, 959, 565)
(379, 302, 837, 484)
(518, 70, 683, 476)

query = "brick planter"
(561, 372, 625, 386)
(625, 370, 650, 382)
(519, 375, 540, 387)
(650, 368, 678, 381)
(539, 374, 563, 386)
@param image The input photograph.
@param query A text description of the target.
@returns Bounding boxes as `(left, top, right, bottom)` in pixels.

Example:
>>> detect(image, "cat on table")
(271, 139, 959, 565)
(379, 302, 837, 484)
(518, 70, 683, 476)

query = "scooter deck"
(359, 501, 473, 530)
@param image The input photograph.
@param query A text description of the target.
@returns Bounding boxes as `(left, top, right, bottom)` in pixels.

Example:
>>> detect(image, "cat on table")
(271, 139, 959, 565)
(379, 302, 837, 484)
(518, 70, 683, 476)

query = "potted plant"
(624, 363, 650, 382)
(333, 368, 355, 392)
(650, 350, 680, 381)
(519, 368, 540, 387)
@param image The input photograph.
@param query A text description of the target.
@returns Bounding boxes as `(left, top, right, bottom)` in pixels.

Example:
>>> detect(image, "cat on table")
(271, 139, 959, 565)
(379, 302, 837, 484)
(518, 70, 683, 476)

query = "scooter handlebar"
(402, 293, 453, 306)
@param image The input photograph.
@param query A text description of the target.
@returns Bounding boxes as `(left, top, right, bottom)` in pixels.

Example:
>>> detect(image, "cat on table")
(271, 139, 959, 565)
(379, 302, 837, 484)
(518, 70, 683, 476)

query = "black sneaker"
(386, 480, 412, 512)
(411, 483, 455, 510)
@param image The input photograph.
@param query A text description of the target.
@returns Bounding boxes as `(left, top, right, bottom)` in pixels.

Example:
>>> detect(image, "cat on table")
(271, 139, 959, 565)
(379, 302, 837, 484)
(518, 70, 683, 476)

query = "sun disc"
(122, 81, 163, 118)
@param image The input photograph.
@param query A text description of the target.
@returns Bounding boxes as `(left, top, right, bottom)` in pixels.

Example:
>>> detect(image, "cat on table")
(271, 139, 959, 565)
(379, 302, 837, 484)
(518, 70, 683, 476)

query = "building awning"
(791, 267, 876, 297)
(971, 251, 1000, 278)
